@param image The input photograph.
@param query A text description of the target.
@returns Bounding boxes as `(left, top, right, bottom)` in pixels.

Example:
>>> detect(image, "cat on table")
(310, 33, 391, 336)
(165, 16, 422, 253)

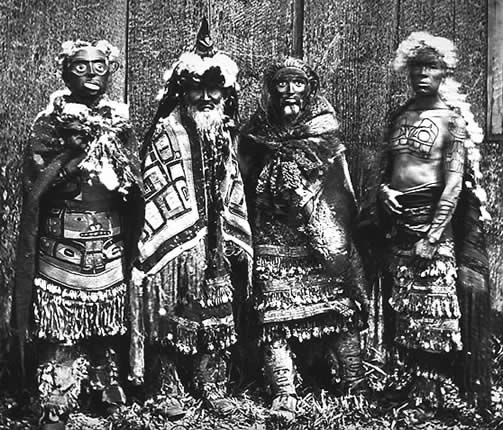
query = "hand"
(379, 185, 403, 215)
(65, 133, 88, 151)
(131, 266, 146, 286)
(63, 151, 87, 175)
(414, 238, 438, 260)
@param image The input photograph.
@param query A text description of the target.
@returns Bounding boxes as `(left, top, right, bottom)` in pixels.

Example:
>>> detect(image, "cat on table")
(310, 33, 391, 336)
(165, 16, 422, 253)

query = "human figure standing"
(133, 19, 253, 419)
(15, 40, 144, 429)
(239, 57, 368, 424)
(377, 31, 491, 414)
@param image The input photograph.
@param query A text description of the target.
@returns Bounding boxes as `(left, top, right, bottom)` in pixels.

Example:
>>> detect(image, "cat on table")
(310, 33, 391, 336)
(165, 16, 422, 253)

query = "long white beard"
(187, 101, 226, 139)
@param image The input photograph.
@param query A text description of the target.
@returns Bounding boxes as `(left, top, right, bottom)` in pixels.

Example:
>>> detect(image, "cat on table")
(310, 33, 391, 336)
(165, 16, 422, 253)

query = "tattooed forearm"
(428, 198, 457, 242)
(427, 116, 467, 242)
(445, 139, 465, 173)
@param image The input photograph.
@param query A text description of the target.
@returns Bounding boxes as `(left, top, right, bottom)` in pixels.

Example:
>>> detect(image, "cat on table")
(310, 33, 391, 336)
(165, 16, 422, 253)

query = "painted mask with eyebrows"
(271, 67, 310, 123)
(63, 47, 111, 104)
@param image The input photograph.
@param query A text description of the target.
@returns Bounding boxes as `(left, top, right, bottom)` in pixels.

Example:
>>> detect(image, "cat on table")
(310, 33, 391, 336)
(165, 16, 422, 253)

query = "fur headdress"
(57, 40, 120, 72)
(393, 31, 483, 144)
(157, 18, 239, 99)
(392, 31, 457, 73)
(153, 17, 239, 122)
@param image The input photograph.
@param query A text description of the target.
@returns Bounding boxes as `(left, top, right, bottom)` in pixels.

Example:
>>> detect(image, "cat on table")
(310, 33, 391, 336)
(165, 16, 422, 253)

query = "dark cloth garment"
(239, 95, 368, 342)
(451, 172, 492, 407)
(14, 92, 145, 380)
(136, 108, 253, 359)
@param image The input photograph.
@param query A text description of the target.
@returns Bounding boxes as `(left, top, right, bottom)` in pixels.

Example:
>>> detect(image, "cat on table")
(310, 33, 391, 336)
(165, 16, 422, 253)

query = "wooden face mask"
(64, 47, 115, 103)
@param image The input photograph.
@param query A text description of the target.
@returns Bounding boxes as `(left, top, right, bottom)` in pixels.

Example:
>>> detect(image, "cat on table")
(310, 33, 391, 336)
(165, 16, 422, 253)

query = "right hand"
(379, 185, 404, 215)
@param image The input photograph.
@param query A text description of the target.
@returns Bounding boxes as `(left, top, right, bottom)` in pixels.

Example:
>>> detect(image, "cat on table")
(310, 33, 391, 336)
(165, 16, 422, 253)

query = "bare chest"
(388, 110, 449, 159)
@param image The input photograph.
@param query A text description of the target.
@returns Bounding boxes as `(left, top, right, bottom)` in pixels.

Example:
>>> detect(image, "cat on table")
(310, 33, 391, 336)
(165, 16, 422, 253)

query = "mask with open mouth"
(63, 47, 113, 104)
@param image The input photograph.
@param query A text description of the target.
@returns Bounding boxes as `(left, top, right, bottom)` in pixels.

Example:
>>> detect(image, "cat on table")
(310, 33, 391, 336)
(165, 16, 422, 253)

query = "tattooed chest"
(389, 117, 442, 158)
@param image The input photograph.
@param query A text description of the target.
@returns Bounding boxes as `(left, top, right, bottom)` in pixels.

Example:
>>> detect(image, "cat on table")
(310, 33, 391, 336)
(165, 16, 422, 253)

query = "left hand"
(414, 238, 438, 260)
(63, 151, 87, 175)
(65, 132, 89, 151)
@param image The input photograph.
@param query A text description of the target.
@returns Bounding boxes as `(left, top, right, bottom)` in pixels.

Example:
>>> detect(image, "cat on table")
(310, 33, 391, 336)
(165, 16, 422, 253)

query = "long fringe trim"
(256, 280, 346, 313)
(33, 277, 127, 342)
(395, 320, 463, 353)
(390, 293, 461, 319)
(159, 315, 236, 355)
(262, 313, 359, 343)
(203, 274, 234, 307)
(144, 239, 207, 339)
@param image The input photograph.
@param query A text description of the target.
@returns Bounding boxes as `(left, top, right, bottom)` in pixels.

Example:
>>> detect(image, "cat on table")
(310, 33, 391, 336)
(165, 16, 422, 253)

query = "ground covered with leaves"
(1, 343, 503, 430)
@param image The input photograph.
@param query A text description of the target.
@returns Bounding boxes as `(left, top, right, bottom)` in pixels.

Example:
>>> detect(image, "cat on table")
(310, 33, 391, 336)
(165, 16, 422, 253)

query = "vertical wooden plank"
(351, 0, 399, 193)
(127, 0, 294, 134)
(397, 0, 456, 39)
(304, 0, 359, 147)
(487, 0, 503, 137)
(0, 0, 127, 342)
(292, 0, 305, 58)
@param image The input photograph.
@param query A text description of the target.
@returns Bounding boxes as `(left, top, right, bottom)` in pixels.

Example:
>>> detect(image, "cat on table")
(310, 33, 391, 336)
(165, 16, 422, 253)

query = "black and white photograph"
(0, 0, 501, 429)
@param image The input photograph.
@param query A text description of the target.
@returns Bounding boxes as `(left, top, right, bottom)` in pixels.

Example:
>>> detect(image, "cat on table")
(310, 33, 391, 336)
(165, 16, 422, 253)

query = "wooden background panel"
(453, 0, 486, 128)
(487, 0, 503, 137)
(127, 0, 207, 136)
(303, 0, 360, 146)
(348, 0, 399, 197)
(303, 0, 398, 198)
(210, 0, 294, 120)
(127, 0, 294, 136)
(0, 0, 127, 337)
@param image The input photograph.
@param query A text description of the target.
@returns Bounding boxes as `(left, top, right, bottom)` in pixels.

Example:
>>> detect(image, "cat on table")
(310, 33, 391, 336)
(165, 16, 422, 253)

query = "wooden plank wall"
(127, 0, 501, 324)
(0, 0, 501, 349)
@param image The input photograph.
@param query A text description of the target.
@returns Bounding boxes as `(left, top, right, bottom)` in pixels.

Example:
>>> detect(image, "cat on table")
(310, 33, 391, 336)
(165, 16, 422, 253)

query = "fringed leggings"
(263, 329, 365, 399)
(36, 338, 126, 425)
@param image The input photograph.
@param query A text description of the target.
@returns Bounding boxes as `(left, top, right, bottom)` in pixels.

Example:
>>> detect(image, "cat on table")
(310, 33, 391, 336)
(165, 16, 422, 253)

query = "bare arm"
(378, 142, 404, 215)
(416, 114, 466, 258)
(428, 116, 466, 242)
